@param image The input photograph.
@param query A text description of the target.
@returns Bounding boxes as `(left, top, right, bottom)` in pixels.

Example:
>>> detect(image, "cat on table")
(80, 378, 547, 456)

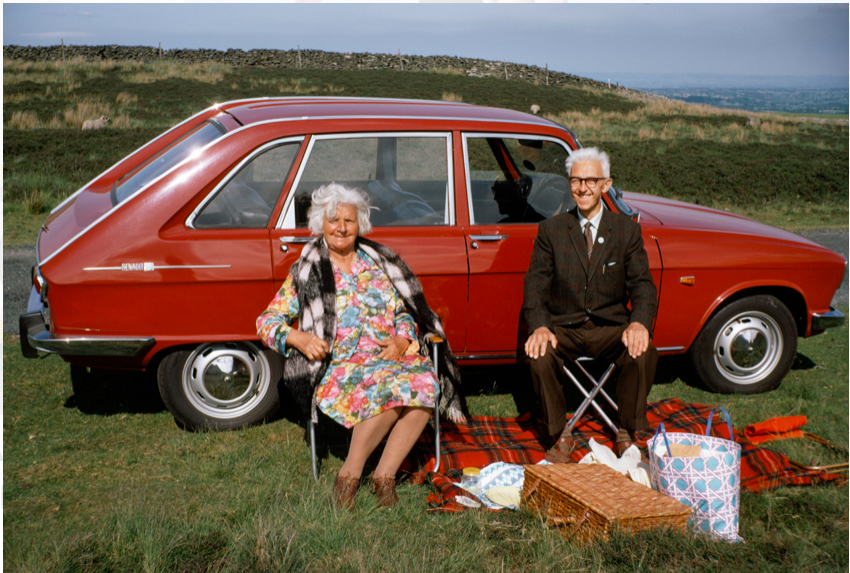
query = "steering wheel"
(529, 176, 570, 217)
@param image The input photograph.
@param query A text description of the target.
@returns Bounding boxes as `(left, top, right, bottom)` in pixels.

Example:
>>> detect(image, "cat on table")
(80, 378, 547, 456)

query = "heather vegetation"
(4, 58, 847, 245)
(3, 57, 849, 572)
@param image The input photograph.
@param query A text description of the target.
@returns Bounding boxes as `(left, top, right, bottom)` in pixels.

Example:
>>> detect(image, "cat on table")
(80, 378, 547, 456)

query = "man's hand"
(287, 330, 330, 361)
(376, 336, 411, 361)
(622, 322, 649, 359)
(525, 326, 557, 359)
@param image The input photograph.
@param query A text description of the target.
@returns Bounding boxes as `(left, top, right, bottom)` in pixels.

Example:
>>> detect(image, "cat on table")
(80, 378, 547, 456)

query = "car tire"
(157, 341, 282, 431)
(689, 295, 797, 394)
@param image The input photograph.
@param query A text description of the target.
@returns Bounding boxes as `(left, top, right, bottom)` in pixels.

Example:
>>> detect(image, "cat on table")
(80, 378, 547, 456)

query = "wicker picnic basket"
(521, 463, 692, 544)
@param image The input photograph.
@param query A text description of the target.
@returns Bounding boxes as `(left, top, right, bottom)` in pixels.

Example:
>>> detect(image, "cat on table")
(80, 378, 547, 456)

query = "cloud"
(19, 31, 94, 39)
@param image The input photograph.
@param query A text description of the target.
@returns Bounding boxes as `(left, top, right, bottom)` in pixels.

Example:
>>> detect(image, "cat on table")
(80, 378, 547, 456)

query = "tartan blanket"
(404, 398, 847, 511)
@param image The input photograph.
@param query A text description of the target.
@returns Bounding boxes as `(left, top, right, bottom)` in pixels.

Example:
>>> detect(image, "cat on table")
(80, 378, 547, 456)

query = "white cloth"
(578, 438, 652, 488)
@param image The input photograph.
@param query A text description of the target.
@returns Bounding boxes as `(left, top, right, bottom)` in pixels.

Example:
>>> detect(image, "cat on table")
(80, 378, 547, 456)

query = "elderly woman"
(257, 183, 464, 509)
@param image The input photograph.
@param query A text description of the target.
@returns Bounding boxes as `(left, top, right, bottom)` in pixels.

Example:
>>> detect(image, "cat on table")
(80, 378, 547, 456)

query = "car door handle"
(469, 234, 509, 241)
(279, 236, 313, 252)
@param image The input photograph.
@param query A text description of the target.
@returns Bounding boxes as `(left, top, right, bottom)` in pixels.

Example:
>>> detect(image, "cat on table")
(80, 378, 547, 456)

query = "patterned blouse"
(256, 249, 437, 428)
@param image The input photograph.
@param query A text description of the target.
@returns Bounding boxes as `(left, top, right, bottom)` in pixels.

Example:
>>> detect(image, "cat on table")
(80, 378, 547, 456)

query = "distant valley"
(646, 88, 848, 115)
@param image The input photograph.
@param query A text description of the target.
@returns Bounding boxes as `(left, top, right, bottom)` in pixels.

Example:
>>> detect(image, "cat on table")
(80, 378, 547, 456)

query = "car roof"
(219, 97, 558, 129)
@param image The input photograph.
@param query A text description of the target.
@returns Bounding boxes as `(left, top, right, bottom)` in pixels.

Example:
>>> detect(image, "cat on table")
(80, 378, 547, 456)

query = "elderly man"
(522, 147, 658, 461)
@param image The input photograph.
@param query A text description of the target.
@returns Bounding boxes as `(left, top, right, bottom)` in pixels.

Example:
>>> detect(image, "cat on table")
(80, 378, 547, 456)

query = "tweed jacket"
(523, 207, 657, 335)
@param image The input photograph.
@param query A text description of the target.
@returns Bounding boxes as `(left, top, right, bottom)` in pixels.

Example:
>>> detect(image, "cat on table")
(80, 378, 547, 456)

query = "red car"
(19, 97, 846, 430)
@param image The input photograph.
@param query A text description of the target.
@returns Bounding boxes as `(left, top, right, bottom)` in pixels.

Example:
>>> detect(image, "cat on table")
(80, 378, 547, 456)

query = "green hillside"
(4, 58, 847, 245)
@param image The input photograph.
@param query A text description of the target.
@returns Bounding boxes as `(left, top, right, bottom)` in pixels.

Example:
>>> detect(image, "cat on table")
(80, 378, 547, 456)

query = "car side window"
(283, 135, 450, 228)
(465, 136, 573, 224)
(194, 142, 300, 229)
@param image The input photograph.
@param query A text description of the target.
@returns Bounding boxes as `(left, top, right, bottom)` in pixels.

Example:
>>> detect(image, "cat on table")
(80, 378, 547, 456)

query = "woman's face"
(322, 203, 359, 255)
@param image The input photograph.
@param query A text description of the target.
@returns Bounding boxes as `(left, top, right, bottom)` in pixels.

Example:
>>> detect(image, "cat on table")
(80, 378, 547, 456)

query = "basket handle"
(651, 423, 673, 458)
(706, 407, 733, 439)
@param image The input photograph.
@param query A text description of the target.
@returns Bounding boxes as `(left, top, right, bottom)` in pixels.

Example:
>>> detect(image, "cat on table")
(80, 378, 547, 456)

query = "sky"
(3, 3, 849, 87)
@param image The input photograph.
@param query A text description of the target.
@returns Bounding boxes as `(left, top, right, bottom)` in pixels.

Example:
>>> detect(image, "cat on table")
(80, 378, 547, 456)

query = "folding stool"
(562, 357, 619, 435)
(310, 336, 443, 482)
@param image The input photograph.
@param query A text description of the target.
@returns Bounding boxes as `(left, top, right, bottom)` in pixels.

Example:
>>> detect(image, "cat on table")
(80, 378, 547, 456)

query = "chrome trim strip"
(28, 331, 156, 357)
(279, 236, 314, 244)
(457, 354, 517, 360)
(276, 131, 455, 229)
(186, 136, 305, 229)
(461, 133, 574, 225)
(225, 96, 470, 106)
(82, 264, 231, 272)
(469, 234, 509, 241)
(812, 308, 845, 330)
(655, 346, 686, 352)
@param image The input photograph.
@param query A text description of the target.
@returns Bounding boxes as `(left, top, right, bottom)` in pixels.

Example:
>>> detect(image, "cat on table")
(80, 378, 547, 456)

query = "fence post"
(504, 63, 508, 80)
(398, 49, 403, 71)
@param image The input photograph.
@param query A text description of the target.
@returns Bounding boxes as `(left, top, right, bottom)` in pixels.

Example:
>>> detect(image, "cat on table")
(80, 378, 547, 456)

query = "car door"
(270, 132, 468, 351)
(461, 134, 574, 355)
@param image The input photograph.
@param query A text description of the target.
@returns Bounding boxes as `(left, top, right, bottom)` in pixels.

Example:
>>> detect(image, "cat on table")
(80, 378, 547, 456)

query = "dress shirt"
(577, 208, 604, 245)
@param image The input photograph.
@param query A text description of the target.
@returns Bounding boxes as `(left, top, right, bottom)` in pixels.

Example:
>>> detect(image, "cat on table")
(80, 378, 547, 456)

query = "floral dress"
(256, 249, 437, 428)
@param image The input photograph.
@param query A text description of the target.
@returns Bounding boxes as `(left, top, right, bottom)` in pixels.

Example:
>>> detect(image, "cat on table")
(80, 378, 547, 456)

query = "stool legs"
(564, 362, 619, 434)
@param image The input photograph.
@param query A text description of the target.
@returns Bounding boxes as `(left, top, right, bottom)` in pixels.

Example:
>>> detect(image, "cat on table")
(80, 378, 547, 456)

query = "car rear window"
(112, 121, 225, 206)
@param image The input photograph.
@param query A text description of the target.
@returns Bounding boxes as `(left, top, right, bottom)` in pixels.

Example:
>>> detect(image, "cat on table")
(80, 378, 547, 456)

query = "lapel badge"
(598, 237, 604, 244)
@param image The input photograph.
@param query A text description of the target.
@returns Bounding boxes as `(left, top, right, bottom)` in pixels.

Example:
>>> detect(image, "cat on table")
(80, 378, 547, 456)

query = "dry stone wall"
(3, 44, 641, 95)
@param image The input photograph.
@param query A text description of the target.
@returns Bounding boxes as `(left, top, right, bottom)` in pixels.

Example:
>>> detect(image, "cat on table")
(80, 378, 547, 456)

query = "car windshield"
(112, 121, 225, 205)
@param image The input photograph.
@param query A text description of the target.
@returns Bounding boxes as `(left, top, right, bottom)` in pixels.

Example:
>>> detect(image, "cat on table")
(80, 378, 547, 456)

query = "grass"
(3, 58, 847, 246)
(3, 308, 848, 571)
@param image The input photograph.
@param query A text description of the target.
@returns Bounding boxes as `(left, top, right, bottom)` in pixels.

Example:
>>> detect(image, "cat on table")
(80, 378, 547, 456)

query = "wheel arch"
(699, 284, 807, 343)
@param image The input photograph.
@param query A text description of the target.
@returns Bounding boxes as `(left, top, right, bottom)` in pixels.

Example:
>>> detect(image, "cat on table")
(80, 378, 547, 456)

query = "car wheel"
(157, 341, 282, 430)
(689, 295, 797, 394)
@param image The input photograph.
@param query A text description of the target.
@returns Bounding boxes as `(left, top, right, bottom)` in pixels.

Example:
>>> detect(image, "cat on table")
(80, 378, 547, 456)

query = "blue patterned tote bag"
(647, 408, 742, 542)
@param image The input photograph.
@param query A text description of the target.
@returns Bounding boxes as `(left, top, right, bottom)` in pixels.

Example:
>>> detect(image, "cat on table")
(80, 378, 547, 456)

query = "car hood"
(623, 191, 825, 247)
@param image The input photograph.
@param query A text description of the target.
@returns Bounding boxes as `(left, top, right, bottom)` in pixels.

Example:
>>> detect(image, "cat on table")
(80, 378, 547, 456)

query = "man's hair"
(565, 147, 610, 178)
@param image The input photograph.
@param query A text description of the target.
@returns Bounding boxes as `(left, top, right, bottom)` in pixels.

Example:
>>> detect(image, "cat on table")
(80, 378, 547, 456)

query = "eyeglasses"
(569, 176, 608, 190)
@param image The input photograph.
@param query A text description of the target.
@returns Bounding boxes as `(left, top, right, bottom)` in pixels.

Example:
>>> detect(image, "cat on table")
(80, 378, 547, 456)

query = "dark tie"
(584, 222, 593, 257)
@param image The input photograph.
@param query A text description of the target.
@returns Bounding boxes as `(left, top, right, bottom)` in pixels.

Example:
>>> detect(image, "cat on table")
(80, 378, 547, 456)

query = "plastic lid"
(462, 467, 481, 476)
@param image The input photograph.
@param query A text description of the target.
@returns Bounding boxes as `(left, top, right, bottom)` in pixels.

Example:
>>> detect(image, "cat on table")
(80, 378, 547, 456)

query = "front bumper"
(19, 286, 155, 358)
(812, 308, 845, 331)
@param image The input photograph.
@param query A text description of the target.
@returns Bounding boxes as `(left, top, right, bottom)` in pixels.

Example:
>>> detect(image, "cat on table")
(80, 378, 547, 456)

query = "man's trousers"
(527, 319, 658, 439)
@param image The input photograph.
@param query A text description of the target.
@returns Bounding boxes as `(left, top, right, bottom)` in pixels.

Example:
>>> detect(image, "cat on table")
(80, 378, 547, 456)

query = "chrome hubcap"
(713, 311, 782, 385)
(182, 342, 270, 419)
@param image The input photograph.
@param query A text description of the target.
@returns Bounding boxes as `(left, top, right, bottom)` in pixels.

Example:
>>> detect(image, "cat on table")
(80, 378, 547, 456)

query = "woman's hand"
(376, 336, 411, 361)
(287, 330, 330, 361)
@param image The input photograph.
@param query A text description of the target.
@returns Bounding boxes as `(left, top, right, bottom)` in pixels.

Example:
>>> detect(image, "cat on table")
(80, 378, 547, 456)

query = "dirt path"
(4, 230, 848, 334)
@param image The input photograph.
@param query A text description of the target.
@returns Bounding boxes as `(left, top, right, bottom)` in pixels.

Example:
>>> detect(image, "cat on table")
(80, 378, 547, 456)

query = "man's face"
(569, 160, 611, 218)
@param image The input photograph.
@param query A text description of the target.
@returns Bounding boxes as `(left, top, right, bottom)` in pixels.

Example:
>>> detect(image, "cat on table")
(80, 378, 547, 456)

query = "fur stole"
(282, 235, 467, 425)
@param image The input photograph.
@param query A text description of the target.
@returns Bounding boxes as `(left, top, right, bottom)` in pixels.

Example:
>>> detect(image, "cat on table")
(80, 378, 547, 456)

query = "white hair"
(565, 147, 611, 178)
(307, 183, 373, 236)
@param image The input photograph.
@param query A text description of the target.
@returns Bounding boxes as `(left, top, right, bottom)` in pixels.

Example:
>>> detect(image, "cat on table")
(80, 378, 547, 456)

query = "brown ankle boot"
(371, 476, 399, 508)
(333, 474, 360, 510)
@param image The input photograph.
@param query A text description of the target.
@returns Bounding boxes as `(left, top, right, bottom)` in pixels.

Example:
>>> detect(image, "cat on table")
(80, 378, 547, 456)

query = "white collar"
(578, 208, 604, 231)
